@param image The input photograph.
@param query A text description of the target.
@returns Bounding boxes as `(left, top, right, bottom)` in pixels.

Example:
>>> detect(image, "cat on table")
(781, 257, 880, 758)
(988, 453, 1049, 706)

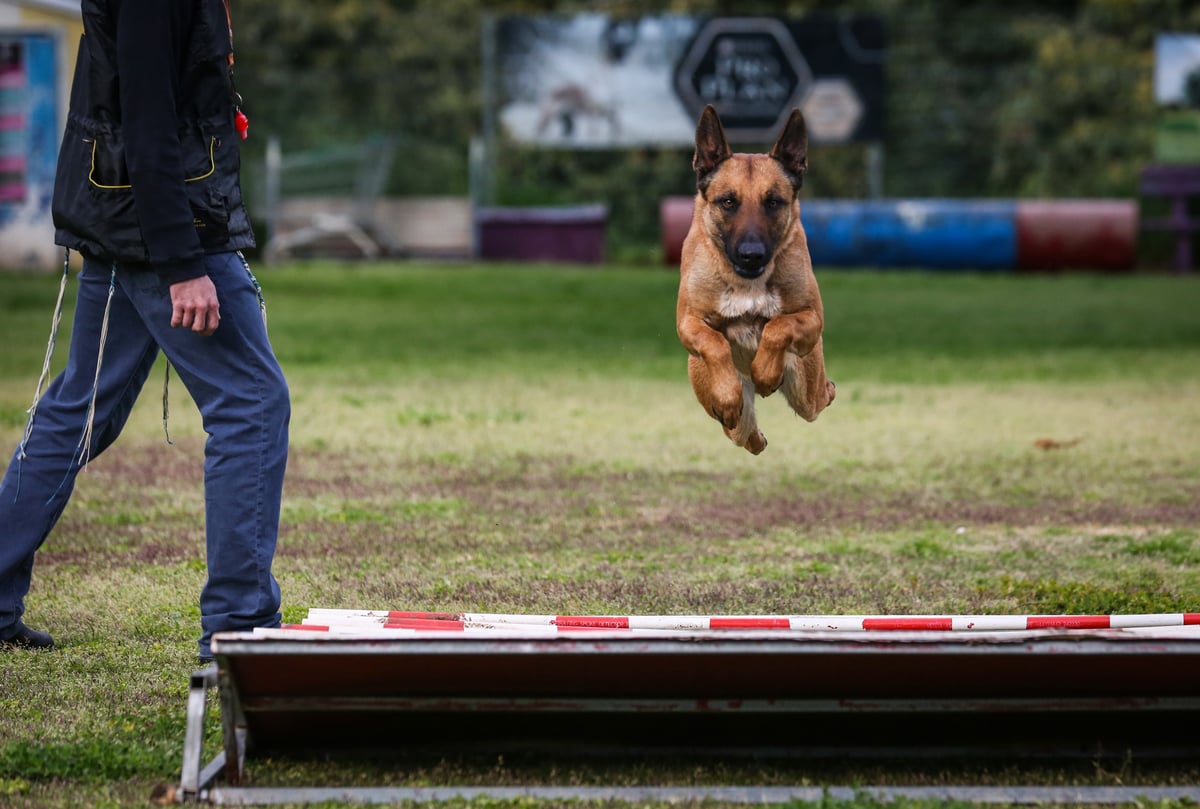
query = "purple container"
(477, 205, 607, 264)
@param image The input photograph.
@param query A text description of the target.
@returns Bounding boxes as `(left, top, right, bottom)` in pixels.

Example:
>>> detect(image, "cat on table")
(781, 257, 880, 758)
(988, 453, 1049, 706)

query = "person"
(0, 0, 289, 663)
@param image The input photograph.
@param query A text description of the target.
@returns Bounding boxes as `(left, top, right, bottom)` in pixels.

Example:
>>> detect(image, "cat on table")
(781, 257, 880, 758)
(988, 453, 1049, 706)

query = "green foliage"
(235, 0, 482, 155)
(990, 10, 1155, 197)
(230, 1, 1200, 238)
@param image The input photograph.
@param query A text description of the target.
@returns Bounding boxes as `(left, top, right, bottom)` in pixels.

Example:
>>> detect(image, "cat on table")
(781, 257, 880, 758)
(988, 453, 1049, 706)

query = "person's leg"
(0, 259, 160, 640)
(117, 253, 289, 658)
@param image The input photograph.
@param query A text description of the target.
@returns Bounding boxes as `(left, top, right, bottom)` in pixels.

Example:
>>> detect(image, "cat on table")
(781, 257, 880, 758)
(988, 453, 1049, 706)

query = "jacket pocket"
(52, 118, 145, 260)
(190, 188, 231, 247)
(182, 132, 219, 183)
(88, 135, 130, 188)
(88, 132, 218, 189)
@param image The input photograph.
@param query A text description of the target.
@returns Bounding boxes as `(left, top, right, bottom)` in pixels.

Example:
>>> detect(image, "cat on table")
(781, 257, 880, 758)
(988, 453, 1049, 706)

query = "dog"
(676, 104, 835, 454)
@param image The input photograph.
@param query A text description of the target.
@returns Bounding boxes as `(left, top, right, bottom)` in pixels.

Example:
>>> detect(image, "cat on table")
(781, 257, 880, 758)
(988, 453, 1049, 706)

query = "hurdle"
(172, 612, 1200, 805)
(302, 608, 1200, 633)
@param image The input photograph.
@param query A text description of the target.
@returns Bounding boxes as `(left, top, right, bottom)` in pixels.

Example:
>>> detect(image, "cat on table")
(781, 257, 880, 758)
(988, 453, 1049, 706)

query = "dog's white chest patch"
(718, 287, 781, 365)
(718, 287, 781, 320)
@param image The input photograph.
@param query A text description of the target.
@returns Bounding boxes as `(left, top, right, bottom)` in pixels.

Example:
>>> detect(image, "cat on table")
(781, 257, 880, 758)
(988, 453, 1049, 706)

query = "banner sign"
(495, 14, 885, 147)
(1154, 34, 1200, 163)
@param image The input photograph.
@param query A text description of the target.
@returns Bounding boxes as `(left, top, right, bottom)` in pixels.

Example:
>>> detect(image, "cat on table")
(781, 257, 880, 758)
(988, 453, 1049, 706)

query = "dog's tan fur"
(676, 105, 835, 454)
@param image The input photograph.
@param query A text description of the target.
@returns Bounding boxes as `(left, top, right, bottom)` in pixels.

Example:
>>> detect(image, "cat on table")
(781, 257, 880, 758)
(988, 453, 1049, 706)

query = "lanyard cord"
(222, 0, 249, 139)
(223, 0, 234, 67)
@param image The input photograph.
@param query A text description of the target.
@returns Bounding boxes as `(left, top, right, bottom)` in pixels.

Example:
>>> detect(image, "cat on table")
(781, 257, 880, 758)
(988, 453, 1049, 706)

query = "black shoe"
(197, 654, 214, 665)
(0, 622, 55, 650)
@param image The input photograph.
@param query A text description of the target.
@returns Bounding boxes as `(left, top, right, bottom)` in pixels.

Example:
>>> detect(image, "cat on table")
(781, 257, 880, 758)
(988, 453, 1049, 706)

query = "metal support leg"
(218, 663, 248, 786)
(179, 666, 220, 801)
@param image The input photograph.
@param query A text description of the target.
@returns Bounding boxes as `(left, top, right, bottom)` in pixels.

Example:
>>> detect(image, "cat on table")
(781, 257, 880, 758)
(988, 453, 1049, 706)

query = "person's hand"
(170, 275, 220, 336)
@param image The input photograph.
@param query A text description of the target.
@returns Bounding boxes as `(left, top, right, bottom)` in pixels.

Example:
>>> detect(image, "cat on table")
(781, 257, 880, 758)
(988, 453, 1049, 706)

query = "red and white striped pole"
(299, 609, 1200, 633)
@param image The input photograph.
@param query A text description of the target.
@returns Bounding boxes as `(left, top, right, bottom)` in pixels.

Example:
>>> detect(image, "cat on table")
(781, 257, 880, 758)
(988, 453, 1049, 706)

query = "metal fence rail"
(260, 136, 397, 262)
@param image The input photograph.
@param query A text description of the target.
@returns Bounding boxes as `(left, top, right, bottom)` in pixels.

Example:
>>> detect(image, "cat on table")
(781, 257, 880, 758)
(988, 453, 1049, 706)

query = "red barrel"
(1015, 200, 1137, 271)
(660, 196, 695, 265)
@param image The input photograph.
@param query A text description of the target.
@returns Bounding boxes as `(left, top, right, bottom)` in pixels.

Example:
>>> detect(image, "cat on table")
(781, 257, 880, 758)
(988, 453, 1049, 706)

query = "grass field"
(1, 261, 1199, 808)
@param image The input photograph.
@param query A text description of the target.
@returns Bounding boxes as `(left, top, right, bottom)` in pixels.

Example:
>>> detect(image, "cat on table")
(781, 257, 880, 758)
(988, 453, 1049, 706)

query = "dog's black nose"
(734, 241, 767, 277)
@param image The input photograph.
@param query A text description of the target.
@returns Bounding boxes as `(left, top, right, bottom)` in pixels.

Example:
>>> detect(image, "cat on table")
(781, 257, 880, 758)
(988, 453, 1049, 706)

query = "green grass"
(250, 264, 1200, 384)
(7, 263, 1198, 382)
(1, 261, 1199, 807)
(1156, 107, 1200, 163)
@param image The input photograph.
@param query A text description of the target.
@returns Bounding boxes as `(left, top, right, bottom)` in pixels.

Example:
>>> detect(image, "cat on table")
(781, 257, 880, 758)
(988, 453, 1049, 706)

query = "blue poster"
(0, 32, 58, 226)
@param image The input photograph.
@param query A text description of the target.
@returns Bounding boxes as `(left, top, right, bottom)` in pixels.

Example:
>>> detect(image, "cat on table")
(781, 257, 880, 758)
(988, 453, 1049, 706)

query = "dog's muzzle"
(732, 241, 769, 278)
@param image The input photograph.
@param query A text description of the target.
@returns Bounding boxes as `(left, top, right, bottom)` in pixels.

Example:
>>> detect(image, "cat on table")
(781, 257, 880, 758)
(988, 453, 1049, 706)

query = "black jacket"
(52, 0, 254, 283)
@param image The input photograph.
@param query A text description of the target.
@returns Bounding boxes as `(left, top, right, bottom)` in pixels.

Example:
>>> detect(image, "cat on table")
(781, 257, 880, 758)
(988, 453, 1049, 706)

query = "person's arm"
(116, 0, 220, 335)
(115, 0, 205, 284)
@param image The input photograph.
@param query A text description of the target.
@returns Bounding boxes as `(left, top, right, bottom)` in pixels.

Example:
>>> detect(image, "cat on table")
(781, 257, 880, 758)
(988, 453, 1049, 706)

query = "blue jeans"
(0, 252, 289, 657)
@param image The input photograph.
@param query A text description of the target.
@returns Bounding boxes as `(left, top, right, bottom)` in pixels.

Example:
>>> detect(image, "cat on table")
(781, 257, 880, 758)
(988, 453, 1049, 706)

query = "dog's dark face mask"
(693, 106, 809, 280)
(702, 178, 796, 279)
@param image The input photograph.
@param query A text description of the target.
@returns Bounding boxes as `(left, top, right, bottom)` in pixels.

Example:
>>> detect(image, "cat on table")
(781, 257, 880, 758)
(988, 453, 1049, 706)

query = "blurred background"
(2, 0, 1199, 270)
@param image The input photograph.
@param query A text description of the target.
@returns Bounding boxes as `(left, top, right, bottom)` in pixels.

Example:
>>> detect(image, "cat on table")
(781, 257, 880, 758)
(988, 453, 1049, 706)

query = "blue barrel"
(801, 200, 1018, 270)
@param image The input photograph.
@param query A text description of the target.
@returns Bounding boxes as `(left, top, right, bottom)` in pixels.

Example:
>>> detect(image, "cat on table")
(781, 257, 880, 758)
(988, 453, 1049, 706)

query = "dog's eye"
(720, 196, 738, 210)
(764, 196, 785, 211)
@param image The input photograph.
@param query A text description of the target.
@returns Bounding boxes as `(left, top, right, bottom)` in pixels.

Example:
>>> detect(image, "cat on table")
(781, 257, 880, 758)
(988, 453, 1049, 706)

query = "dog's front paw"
(709, 397, 743, 431)
(751, 353, 785, 398)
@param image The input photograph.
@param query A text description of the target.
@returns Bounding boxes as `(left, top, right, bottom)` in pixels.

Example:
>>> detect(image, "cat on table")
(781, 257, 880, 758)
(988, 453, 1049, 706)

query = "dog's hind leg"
(779, 337, 836, 422)
(688, 356, 767, 453)
(725, 376, 767, 454)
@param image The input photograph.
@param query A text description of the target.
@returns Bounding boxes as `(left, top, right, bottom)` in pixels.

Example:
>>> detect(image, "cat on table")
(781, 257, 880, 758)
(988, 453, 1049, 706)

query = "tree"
(228, 0, 1200, 254)
(235, 0, 482, 193)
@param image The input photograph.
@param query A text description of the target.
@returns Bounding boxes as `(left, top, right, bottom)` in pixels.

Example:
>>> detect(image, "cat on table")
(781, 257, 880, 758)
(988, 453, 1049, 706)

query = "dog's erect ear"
(769, 108, 808, 189)
(693, 105, 732, 193)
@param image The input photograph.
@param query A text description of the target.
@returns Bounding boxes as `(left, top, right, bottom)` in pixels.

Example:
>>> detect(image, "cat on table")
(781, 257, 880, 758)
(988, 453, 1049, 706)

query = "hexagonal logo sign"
(674, 18, 813, 142)
(802, 78, 864, 143)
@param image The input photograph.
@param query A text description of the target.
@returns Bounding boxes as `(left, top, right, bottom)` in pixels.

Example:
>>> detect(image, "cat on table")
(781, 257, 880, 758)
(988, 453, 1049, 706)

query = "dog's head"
(692, 105, 808, 280)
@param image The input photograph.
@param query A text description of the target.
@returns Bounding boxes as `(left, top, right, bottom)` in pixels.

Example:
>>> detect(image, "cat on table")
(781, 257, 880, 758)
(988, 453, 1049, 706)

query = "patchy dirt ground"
(37, 441, 1200, 618)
